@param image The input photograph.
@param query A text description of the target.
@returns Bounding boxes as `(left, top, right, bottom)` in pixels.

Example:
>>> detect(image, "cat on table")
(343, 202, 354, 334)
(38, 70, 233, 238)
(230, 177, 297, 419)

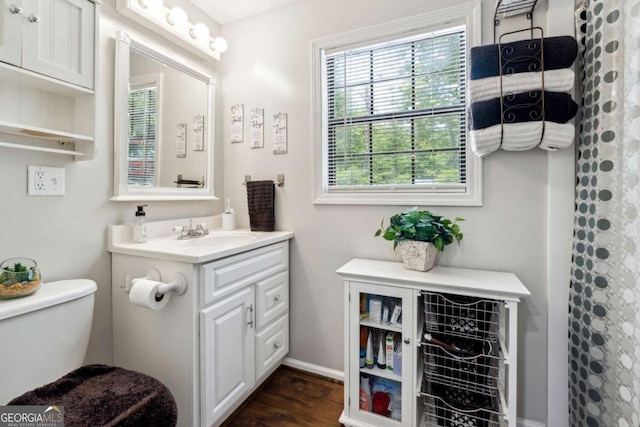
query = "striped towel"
(468, 69, 574, 104)
(470, 121, 576, 157)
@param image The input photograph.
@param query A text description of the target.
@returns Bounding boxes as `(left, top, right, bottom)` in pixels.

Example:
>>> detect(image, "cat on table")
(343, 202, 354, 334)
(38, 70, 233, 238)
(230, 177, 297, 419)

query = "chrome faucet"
(173, 220, 209, 240)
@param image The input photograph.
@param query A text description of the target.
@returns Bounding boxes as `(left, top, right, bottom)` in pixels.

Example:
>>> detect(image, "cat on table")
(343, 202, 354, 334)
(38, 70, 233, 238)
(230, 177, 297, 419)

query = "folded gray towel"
(470, 36, 578, 80)
(247, 180, 275, 232)
(469, 90, 578, 130)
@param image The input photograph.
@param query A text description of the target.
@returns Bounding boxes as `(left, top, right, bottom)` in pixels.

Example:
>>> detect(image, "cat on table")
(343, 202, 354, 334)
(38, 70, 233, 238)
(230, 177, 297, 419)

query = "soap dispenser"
(133, 205, 148, 243)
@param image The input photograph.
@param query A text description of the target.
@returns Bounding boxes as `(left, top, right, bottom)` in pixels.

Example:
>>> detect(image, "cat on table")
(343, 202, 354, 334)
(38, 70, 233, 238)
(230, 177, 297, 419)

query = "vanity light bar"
(116, 0, 227, 61)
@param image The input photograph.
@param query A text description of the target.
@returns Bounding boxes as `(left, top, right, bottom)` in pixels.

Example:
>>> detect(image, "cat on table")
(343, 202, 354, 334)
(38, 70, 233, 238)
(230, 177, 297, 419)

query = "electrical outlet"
(28, 165, 65, 196)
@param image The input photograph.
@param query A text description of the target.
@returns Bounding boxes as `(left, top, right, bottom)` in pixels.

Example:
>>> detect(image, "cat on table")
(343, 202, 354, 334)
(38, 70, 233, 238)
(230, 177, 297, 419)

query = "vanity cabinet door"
(0, 0, 23, 66)
(21, 0, 95, 88)
(201, 287, 255, 427)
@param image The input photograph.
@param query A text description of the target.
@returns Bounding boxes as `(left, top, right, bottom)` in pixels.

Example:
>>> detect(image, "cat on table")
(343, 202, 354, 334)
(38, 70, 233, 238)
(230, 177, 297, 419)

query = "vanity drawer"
(256, 271, 289, 329)
(201, 242, 288, 305)
(255, 313, 289, 380)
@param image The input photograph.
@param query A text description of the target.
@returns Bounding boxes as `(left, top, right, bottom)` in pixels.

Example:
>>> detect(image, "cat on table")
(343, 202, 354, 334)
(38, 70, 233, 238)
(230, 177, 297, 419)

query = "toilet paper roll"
(129, 279, 170, 310)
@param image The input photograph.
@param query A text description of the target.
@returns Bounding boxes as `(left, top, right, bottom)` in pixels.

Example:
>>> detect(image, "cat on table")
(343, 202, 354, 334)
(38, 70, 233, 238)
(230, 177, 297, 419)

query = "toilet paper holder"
(127, 269, 188, 296)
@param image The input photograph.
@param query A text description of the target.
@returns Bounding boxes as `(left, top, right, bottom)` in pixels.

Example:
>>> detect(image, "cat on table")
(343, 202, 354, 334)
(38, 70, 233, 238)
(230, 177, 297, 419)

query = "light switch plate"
(28, 165, 65, 196)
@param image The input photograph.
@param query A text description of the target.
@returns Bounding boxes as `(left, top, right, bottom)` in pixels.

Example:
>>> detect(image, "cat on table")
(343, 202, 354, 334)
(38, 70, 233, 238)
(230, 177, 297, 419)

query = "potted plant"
(375, 207, 464, 271)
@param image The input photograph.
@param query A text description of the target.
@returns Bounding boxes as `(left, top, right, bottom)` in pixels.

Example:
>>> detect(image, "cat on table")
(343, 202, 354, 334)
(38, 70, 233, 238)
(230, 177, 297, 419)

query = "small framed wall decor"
(250, 108, 264, 148)
(193, 115, 204, 151)
(176, 123, 187, 158)
(231, 104, 244, 143)
(272, 113, 287, 154)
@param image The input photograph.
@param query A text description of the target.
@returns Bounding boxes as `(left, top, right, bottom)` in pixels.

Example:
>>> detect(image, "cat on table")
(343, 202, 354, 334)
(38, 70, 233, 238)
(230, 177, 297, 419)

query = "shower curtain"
(569, 1, 640, 426)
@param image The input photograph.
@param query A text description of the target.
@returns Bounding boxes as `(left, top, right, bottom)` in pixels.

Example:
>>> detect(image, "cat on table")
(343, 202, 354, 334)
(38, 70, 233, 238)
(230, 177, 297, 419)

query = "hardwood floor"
(223, 367, 344, 427)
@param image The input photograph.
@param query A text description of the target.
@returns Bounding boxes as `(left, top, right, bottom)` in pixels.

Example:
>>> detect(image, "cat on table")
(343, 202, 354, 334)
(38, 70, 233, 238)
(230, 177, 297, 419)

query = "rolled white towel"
(468, 69, 575, 104)
(470, 121, 576, 157)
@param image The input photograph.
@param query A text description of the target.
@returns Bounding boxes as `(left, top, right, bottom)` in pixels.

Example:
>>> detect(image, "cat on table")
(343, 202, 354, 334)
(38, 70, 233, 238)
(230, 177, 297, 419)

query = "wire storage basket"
(423, 382, 502, 427)
(424, 292, 502, 342)
(423, 337, 501, 396)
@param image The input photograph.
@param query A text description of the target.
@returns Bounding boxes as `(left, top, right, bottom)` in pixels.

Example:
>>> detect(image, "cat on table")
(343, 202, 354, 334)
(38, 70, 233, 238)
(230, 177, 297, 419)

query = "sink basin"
(176, 232, 259, 248)
(108, 217, 293, 263)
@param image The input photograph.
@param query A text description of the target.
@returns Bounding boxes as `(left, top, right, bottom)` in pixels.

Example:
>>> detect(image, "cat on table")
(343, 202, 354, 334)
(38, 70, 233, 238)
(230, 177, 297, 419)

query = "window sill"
(312, 189, 482, 207)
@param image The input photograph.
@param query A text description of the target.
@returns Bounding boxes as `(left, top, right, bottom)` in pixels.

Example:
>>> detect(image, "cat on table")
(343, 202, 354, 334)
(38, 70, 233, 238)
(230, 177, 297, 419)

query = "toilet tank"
(0, 279, 97, 404)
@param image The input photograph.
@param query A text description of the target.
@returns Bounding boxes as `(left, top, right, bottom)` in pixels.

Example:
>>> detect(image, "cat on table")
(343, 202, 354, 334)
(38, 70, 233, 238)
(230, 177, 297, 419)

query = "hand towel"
(470, 36, 578, 80)
(469, 90, 578, 130)
(468, 68, 574, 104)
(246, 180, 275, 232)
(469, 121, 576, 157)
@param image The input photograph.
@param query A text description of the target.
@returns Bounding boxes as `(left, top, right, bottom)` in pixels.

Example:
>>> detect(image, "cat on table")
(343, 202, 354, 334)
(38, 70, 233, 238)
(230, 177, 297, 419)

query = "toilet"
(0, 279, 97, 404)
(0, 279, 177, 427)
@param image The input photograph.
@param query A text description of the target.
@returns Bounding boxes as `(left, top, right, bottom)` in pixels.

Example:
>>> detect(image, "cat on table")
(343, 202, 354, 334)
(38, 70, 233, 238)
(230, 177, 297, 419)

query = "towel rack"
(497, 27, 546, 149)
(493, 0, 546, 150)
(494, 0, 540, 43)
(242, 174, 285, 187)
(174, 174, 204, 188)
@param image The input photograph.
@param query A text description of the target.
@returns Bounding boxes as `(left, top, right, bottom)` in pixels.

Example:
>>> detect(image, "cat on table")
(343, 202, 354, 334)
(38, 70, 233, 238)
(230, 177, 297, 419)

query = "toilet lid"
(0, 279, 96, 321)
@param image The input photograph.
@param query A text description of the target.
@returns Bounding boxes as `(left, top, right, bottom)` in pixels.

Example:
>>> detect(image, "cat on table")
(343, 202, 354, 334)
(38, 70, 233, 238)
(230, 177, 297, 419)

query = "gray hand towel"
(246, 180, 275, 232)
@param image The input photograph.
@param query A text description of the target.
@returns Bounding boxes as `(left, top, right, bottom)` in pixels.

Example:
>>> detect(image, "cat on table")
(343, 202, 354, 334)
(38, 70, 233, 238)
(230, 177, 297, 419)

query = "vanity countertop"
(108, 216, 293, 264)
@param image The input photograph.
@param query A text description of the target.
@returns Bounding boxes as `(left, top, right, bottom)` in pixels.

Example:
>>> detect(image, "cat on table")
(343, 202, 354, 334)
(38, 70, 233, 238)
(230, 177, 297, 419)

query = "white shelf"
(360, 318, 403, 333)
(0, 61, 93, 97)
(0, 141, 86, 156)
(0, 121, 95, 158)
(360, 365, 402, 382)
(0, 120, 93, 143)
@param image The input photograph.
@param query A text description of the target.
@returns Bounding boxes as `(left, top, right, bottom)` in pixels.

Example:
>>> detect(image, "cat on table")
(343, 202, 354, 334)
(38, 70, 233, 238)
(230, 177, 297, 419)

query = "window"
(128, 74, 161, 187)
(312, 4, 481, 205)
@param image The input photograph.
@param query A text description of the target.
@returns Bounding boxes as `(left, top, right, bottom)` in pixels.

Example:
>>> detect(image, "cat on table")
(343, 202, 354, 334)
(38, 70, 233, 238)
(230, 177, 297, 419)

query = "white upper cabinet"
(0, 0, 98, 159)
(0, 1, 23, 66)
(1, 0, 95, 89)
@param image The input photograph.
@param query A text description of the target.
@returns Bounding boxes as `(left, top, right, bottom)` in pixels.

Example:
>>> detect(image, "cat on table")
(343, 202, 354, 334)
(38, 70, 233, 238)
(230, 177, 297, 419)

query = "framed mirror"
(112, 31, 217, 201)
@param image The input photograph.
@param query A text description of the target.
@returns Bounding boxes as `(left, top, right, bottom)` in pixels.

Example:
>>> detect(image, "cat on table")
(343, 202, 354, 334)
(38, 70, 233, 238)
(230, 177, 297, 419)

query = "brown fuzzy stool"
(9, 364, 177, 427)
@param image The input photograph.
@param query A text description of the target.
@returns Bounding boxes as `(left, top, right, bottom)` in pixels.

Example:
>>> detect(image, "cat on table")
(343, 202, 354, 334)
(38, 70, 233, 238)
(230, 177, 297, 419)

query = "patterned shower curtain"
(569, 1, 640, 426)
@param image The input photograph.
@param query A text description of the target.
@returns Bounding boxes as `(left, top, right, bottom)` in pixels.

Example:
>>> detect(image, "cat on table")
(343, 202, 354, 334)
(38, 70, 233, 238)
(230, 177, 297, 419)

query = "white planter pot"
(397, 241, 438, 272)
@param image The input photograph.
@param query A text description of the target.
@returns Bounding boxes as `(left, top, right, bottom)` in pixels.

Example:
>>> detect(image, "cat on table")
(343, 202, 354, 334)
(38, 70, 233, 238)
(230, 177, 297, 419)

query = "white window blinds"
(325, 26, 467, 191)
(128, 84, 158, 187)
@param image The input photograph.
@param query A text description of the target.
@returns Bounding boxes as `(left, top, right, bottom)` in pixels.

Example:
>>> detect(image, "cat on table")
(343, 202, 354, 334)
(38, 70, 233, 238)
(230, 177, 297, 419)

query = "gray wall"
(0, 0, 577, 424)
(219, 0, 574, 424)
(0, 0, 224, 363)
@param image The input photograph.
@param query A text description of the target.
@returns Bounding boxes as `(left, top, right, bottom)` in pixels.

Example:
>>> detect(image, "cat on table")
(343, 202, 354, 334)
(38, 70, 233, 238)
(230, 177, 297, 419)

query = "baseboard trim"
(283, 358, 545, 427)
(518, 418, 546, 427)
(282, 357, 344, 382)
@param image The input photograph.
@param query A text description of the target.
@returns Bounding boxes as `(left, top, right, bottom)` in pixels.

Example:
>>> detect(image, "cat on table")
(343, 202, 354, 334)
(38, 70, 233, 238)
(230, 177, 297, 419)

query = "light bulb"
(210, 37, 228, 53)
(166, 7, 188, 26)
(138, 0, 163, 10)
(190, 23, 210, 40)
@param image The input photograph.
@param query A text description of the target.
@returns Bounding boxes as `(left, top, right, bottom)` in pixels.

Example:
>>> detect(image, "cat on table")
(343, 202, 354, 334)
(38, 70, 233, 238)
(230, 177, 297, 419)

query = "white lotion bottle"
(133, 204, 148, 243)
(222, 199, 236, 231)
(365, 330, 374, 369)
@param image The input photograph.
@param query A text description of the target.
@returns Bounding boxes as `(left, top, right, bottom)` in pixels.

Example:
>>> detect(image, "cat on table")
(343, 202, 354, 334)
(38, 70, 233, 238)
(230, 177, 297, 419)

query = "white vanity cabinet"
(0, 0, 95, 88)
(337, 259, 530, 427)
(200, 243, 290, 427)
(111, 236, 291, 427)
(0, 0, 98, 158)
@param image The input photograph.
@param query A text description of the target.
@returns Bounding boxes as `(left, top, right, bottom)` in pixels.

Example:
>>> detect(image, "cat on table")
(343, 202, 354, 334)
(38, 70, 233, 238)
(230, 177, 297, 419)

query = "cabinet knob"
(9, 4, 23, 14)
(28, 14, 40, 23)
(404, 337, 410, 344)
(274, 341, 281, 349)
(274, 294, 281, 302)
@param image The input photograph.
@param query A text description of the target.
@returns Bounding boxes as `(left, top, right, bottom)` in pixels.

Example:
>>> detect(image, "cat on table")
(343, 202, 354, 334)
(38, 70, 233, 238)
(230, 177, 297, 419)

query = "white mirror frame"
(111, 31, 217, 201)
